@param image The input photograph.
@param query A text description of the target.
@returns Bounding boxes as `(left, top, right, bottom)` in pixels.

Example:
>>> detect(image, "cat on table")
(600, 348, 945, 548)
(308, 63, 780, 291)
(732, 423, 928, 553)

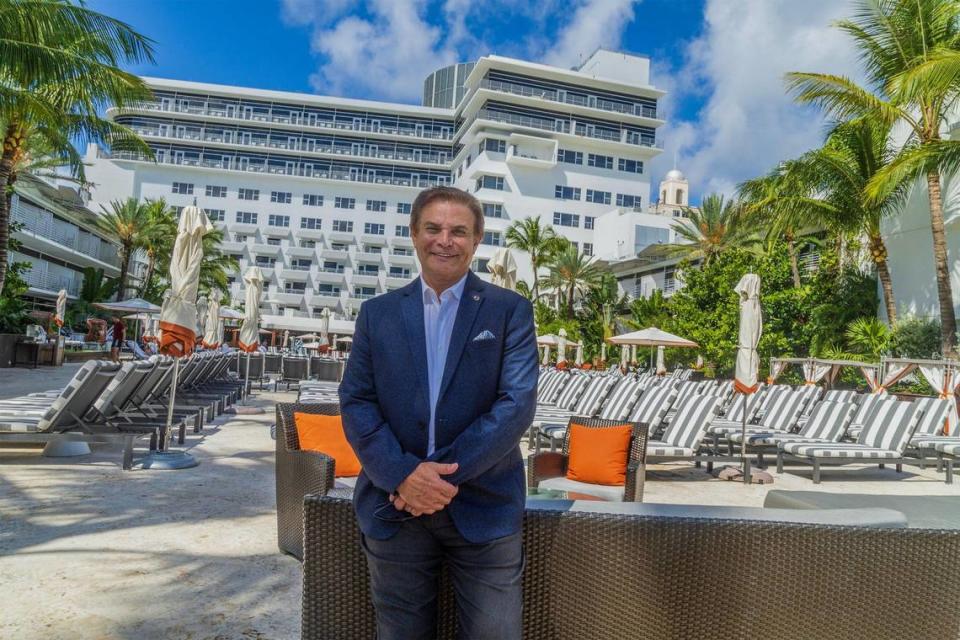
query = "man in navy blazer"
(340, 186, 538, 639)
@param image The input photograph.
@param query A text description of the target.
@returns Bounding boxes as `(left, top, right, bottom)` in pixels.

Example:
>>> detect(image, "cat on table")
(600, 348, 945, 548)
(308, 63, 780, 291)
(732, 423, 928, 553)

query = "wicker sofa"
(302, 496, 960, 640)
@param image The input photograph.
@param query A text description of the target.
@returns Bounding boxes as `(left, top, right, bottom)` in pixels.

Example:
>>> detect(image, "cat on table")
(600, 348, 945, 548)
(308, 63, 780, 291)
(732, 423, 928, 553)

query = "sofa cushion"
(566, 422, 632, 486)
(294, 412, 361, 477)
(537, 476, 626, 501)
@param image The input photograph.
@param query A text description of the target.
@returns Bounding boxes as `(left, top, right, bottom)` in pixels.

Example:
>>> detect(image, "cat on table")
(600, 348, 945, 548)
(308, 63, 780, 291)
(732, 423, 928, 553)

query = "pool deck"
(1, 365, 958, 639)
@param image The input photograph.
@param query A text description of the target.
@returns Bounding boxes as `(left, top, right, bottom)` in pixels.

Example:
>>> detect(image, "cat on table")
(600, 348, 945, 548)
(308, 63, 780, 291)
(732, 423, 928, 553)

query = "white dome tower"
(659, 168, 688, 207)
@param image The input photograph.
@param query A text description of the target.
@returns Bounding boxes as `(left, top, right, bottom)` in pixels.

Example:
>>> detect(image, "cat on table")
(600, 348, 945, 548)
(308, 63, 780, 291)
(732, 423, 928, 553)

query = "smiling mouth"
(432, 252, 458, 259)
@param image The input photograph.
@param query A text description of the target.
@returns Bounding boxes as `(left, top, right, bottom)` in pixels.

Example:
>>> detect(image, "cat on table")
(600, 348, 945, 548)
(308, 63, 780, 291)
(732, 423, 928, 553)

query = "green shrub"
(890, 316, 941, 359)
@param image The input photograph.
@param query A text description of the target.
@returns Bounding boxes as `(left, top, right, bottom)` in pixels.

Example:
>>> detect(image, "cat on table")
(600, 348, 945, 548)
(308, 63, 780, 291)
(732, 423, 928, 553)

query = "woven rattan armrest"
(625, 460, 646, 502)
(527, 451, 568, 487)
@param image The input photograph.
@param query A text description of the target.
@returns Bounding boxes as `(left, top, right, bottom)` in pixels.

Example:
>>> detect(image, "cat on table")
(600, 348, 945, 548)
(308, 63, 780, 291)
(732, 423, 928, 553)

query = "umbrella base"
(137, 450, 199, 470)
(716, 465, 775, 485)
(43, 439, 91, 457)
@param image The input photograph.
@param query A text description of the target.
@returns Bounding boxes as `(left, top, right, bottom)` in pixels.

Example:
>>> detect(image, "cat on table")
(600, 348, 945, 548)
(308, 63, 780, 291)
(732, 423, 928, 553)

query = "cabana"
(766, 357, 878, 388)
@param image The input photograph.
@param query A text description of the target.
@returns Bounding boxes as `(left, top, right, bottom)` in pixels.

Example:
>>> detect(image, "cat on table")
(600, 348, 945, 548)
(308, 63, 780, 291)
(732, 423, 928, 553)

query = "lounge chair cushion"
(294, 412, 361, 477)
(782, 443, 901, 459)
(0, 417, 42, 432)
(937, 442, 960, 455)
(537, 476, 626, 501)
(646, 441, 695, 457)
(566, 422, 632, 485)
(913, 436, 959, 449)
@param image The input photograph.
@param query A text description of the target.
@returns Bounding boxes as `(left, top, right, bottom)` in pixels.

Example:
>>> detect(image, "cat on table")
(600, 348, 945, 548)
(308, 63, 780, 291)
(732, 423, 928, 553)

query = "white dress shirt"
(421, 273, 468, 455)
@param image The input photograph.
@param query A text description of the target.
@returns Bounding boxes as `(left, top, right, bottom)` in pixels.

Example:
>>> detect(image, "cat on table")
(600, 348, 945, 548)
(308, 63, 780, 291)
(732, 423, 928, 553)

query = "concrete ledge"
(764, 490, 960, 529)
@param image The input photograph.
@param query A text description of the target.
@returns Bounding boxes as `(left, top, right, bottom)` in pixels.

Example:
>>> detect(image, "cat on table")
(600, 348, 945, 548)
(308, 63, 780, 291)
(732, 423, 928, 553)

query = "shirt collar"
(421, 272, 469, 305)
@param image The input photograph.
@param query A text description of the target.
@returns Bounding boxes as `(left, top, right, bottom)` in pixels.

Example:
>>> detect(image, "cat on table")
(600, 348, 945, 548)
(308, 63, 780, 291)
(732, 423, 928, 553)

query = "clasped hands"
(389, 461, 459, 517)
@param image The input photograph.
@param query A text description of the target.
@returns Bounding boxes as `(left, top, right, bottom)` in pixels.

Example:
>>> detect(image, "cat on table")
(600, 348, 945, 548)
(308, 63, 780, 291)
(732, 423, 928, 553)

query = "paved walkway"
(0, 363, 85, 399)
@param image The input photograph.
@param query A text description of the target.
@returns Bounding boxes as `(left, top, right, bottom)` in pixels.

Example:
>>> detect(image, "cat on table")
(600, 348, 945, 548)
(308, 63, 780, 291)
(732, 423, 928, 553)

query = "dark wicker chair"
(527, 416, 649, 501)
(275, 401, 339, 559)
(302, 496, 960, 640)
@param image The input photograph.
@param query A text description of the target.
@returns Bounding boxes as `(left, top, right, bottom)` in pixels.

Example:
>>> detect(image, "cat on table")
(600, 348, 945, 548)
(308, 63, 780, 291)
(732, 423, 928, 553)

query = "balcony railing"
(474, 109, 661, 148)
(12, 200, 120, 267)
(14, 253, 83, 295)
(479, 79, 658, 119)
(129, 101, 455, 140)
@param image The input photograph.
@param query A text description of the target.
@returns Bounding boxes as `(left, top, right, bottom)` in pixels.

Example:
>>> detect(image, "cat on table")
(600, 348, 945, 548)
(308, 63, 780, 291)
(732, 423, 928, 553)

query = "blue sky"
(88, 0, 864, 203)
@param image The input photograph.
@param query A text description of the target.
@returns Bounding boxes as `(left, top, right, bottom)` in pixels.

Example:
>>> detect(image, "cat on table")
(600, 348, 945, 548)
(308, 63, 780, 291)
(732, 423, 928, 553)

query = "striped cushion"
(572, 376, 617, 417)
(913, 435, 959, 449)
(823, 389, 858, 403)
(646, 443, 695, 457)
(659, 396, 722, 450)
(782, 443, 901, 459)
(627, 385, 678, 429)
(756, 389, 811, 432)
(938, 442, 960, 455)
(598, 378, 644, 421)
(538, 371, 570, 404)
(857, 400, 921, 453)
(757, 385, 791, 413)
(849, 393, 896, 428)
(911, 397, 951, 438)
(555, 375, 589, 411)
(730, 401, 855, 445)
(0, 417, 42, 432)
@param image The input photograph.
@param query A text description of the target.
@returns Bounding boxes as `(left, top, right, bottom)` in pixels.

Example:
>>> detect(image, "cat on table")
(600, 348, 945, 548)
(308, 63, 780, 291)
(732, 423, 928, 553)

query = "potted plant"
(0, 261, 30, 367)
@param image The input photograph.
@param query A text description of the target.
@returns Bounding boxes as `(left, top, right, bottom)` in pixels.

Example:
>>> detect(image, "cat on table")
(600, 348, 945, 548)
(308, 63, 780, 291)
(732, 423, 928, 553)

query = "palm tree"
(0, 0, 155, 294)
(97, 198, 151, 300)
(539, 245, 604, 319)
(138, 199, 176, 299)
(786, 0, 960, 354)
(505, 216, 566, 301)
(666, 193, 756, 267)
(197, 226, 240, 298)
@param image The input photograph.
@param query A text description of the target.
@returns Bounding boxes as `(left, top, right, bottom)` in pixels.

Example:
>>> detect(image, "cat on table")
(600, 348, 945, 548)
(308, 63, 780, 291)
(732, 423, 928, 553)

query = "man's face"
(411, 200, 480, 290)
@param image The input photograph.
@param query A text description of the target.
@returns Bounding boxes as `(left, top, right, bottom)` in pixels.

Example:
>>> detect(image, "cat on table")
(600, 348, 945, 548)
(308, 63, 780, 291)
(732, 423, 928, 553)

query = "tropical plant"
(538, 245, 604, 319)
(0, 224, 28, 332)
(67, 266, 118, 329)
(889, 316, 942, 358)
(504, 215, 566, 302)
(786, 0, 960, 354)
(97, 198, 151, 300)
(575, 272, 630, 361)
(152, 223, 239, 300)
(137, 198, 176, 298)
(666, 193, 757, 267)
(0, 0, 155, 294)
(845, 316, 891, 359)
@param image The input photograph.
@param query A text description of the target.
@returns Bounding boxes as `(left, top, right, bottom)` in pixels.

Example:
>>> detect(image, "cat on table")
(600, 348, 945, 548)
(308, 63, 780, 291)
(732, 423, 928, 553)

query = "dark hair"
(410, 186, 484, 236)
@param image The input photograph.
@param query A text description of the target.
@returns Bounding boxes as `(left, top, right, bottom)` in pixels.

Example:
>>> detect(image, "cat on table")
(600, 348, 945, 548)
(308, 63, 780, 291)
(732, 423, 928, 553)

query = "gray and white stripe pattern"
(626, 385, 678, 429)
(909, 397, 951, 438)
(598, 377, 645, 421)
(784, 399, 919, 458)
(647, 396, 722, 456)
(731, 401, 855, 445)
(537, 371, 570, 404)
(572, 375, 617, 417)
(554, 375, 590, 411)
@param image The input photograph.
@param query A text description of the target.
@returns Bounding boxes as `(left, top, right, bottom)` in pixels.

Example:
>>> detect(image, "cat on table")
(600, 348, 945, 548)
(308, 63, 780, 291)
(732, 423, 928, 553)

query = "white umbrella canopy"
(195, 295, 209, 336)
(575, 343, 584, 366)
(734, 273, 762, 394)
(656, 345, 667, 375)
(620, 344, 630, 369)
(537, 334, 560, 346)
(219, 307, 243, 320)
(54, 289, 67, 328)
(541, 344, 551, 365)
(319, 307, 332, 343)
(95, 297, 162, 314)
(487, 247, 518, 290)
(608, 326, 698, 348)
(238, 267, 265, 352)
(202, 297, 221, 348)
(159, 206, 213, 356)
(557, 328, 568, 363)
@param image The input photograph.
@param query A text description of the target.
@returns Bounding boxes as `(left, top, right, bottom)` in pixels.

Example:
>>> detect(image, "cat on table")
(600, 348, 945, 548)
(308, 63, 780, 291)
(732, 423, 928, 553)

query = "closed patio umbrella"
(487, 247, 518, 290)
(319, 307, 331, 345)
(557, 328, 568, 364)
(238, 267, 264, 352)
(575, 343, 583, 366)
(655, 345, 666, 375)
(620, 344, 629, 370)
(195, 295, 208, 337)
(202, 296, 221, 349)
(54, 289, 66, 328)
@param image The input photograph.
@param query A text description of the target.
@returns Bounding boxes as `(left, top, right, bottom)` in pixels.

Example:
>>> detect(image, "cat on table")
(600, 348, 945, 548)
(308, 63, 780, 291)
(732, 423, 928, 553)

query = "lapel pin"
(472, 294, 480, 301)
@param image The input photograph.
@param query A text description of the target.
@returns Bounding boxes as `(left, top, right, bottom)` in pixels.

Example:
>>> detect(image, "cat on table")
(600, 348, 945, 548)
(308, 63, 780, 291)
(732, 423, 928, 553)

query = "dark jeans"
(361, 509, 523, 640)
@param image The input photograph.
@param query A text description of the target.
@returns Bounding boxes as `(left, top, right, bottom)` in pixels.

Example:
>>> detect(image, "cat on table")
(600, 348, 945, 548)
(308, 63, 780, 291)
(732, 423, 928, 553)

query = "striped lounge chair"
(646, 395, 723, 462)
(903, 397, 955, 467)
(779, 399, 924, 483)
(536, 375, 619, 451)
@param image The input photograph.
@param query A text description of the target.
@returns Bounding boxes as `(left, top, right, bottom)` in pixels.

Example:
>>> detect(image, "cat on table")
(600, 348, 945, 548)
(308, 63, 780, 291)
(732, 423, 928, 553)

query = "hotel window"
(364, 222, 385, 235)
(303, 194, 324, 207)
(466, 154, 472, 167)
(584, 216, 595, 230)
(332, 220, 353, 233)
(482, 231, 502, 246)
(586, 189, 611, 205)
(234, 233, 248, 242)
(587, 154, 613, 169)
(393, 247, 413, 256)
(363, 245, 383, 254)
(317, 284, 340, 295)
(235, 211, 258, 224)
(300, 239, 316, 248)
(483, 203, 503, 218)
(397, 202, 412, 214)
(205, 185, 227, 198)
(238, 188, 259, 201)
(204, 208, 225, 222)
(331, 242, 349, 250)
(172, 182, 193, 195)
(482, 138, 506, 154)
(255, 256, 276, 267)
(616, 194, 642, 210)
(366, 199, 387, 212)
(553, 212, 580, 228)
(323, 261, 342, 271)
(583, 242, 594, 257)
(554, 185, 581, 200)
(389, 266, 411, 278)
(335, 196, 356, 209)
(356, 264, 379, 276)
(570, 241, 579, 252)
(300, 217, 322, 230)
(291, 259, 312, 269)
(268, 214, 290, 227)
(354, 286, 377, 298)
(395, 225, 411, 237)
(172, 206, 184, 218)
(475, 175, 504, 191)
(284, 282, 306, 293)
(473, 258, 489, 273)
(271, 191, 292, 204)
(557, 149, 583, 165)
(266, 237, 282, 246)
(618, 158, 644, 174)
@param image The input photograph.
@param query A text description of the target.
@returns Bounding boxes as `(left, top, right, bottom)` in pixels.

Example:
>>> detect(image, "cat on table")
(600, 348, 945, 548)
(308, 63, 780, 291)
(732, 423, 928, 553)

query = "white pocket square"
(472, 330, 496, 342)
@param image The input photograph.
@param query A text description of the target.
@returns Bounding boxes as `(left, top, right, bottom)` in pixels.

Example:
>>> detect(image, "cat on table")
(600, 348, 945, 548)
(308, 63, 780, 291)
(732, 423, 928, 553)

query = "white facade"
(84, 49, 678, 318)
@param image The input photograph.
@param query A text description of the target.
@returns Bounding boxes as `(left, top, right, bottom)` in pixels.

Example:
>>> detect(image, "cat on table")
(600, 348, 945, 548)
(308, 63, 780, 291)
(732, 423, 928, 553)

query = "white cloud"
(650, 0, 863, 202)
(541, 0, 638, 69)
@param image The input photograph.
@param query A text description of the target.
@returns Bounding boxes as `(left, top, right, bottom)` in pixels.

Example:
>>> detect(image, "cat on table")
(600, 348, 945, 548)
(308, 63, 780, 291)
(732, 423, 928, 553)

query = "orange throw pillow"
(294, 412, 362, 477)
(566, 422, 633, 486)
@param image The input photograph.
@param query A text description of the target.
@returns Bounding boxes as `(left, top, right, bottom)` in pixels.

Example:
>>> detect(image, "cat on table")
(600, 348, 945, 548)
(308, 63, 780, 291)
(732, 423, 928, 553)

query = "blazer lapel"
(438, 272, 484, 402)
(400, 279, 430, 411)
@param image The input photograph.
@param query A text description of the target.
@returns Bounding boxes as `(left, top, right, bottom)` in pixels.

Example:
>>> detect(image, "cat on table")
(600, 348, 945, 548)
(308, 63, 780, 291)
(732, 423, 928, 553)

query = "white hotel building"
(84, 49, 685, 321)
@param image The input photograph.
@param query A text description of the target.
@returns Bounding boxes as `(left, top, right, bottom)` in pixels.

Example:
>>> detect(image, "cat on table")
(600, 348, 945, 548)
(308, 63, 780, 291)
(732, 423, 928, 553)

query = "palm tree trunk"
(786, 238, 801, 287)
(116, 248, 130, 301)
(531, 252, 539, 302)
(926, 170, 958, 356)
(0, 126, 19, 296)
(567, 283, 575, 319)
(870, 236, 897, 325)
(141, 251, 155, 297)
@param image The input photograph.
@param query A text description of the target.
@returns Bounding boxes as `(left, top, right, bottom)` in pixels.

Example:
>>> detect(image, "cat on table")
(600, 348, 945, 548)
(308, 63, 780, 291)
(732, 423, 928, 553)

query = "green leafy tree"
(152, 224, 238, 301)
(666, 193, 757, 267)
(138, 199, 176, 299)
(575, 272, 630, 362)
(505, 215, 565, 302)
(68, 266, 118, 330)
(786, 0, 960, 354)
(538, 245, 604, 319)
(0, 0, 155, 294)
(97, 198, 151, 300)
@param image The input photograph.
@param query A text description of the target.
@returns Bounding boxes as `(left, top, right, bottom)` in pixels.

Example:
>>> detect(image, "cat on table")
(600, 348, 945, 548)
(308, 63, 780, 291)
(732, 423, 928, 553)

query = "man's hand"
(391, 462, 459, 516)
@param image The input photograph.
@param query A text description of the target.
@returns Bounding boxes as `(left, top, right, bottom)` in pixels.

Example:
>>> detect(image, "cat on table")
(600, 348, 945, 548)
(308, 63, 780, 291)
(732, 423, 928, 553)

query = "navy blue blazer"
(339, 270, 538, 543)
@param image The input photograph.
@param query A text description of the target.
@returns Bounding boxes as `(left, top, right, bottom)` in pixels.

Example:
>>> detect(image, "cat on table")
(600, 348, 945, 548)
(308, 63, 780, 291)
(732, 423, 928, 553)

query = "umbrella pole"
(137, 354, 198, 469)
(163, 356, 180, 452)
(741, 392, 751, 484)
(243, 350, 252, 403)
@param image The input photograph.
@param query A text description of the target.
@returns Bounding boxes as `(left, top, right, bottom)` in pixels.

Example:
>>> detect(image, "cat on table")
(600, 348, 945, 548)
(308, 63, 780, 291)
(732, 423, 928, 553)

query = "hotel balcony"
(297, 227, 325, 241)
(326, 231, 356, 244)
(351, 274, 380, 287)
(228, 221, 260, 234)
(309, 294, 342, 308)
(391, 236, 414, 248)
(249, 241, 283, 256)
(388, 252, 417, 266)
(280, 266, 311, 281)
(12, 199, 120, 272)
(360, 233, 389, 246)
(469, 109, 663, 151)
(320, 247, 350, 261)
(384, 275, 413, 289)
(271, 291, 305, 306)
(505, 133, 558, 169)
(314, 268, 346, 284)
(285, 245, 317, 259)
(220, 240, 247, 253)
